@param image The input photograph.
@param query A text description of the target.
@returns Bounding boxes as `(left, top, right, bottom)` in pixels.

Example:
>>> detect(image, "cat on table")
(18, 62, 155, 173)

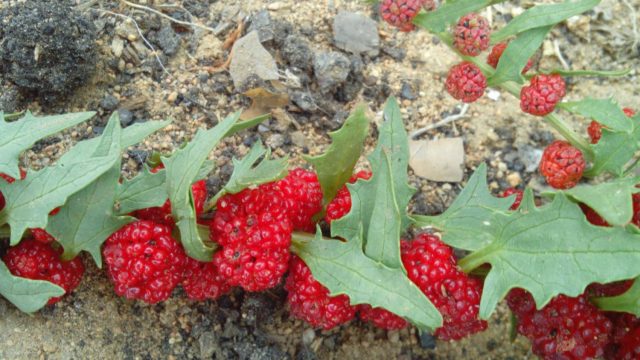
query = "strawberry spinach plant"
(1, 0, 640, 359)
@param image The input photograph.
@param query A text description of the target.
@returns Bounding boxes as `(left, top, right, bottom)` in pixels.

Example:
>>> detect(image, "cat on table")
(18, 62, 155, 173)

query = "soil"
(0, 0, 638, 359)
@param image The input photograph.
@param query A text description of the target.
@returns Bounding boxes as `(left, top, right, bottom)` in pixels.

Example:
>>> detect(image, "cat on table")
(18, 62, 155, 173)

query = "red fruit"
(539, 140, 585, 190)
(579, 204, 610, 227)
(402, 234, 488, 340)
(588, 121, 603, 144)
(587, 280, 634, 298)
(379, 0, 423, 32)
(445, 62, 487, 103)
(103, 220, 187, 304)
(633, 194, 640, 228)
(500, 188, 523, 210)
(358, 305, 408, 330)
(616, 327, 640, 360)
(31, 228, 56, 244)
(487, 42, 534, 73)
(508, 291, 612, 360)
(454, 13, 491, 57)
(181, 257, 231, 301)
(210, 183, 293, 291)
(275, 168, 323, 232)
(624, 108, 636, 117)
(285, 256, 356, 330)
(604, 313, 640, 359)
(3, 239, 84, 305)
(325, 170, 372, 224)
(520, 74, 566, 116)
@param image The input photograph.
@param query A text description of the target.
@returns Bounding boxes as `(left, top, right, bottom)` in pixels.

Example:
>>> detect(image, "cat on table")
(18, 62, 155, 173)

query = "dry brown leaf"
(241, 87, 290, 120)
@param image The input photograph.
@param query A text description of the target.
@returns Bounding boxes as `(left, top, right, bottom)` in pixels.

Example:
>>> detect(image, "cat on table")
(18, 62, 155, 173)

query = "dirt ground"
(0, 0, 638, 359)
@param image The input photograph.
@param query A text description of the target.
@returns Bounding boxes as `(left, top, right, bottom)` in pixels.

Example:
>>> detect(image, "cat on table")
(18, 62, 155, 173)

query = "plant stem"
(0, 225, 10, 238)
(457, 244, 495, 273)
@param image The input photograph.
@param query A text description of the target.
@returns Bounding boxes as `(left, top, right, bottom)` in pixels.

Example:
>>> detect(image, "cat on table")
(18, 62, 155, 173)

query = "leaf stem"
(0, 224, 10, 238)
(203, 190, 224, 213)
(457, 244, 496, 273)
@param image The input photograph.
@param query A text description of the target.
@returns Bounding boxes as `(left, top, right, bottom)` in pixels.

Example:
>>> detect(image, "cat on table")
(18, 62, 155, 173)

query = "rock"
(198, 332, 219, 358)
(333, 11, 380, 56)
(313, 51, 351, 93)
(409, 138, 465, 182)
(400, 82, 416, 100)
(281, 35, 312, 70)
(117, 109, 134, 127)
(0, 83, 21, 113)
(517, 145, 543, 173)
(302, 328, 315, 346)
(111, 37, 125, 57)
(248, 10, 275, 43)
(291, 91, 317, 112)
(296, 346, 318, 360)
(229, 31, 279, 90)
(382, 45, 406, 61)
(418, 332, 437, 349)
(266, 133, 285, 148)
(290, 131, 307, 148)
(155, 24, 180, 56)
(100, 94, 119, 111)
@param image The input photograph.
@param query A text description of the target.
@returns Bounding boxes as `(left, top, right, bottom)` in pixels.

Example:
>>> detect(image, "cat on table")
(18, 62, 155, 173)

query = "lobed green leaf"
(0, 260, 65, 313)
(413, 0, 507, 33)
(304, 104, 369, 208)
(492, 0, 602, 43)
(223, 140, 288, 195)
(559, 98, 633, 133)
(587, 125, 640, 177)
(533, 68, 630, 78)
(115, 167, 168, 215)
(162, 113, 238, 261)
(0, 111, 95, 179)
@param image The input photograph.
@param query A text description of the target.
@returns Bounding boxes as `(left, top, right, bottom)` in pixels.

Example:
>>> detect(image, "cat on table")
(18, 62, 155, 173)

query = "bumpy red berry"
(276, 168, 323, 232)
(181, 257, 231, 301)
(520, 74, 566, 116)
(588, 108, 635, 144)
(539, 140, 585, 189)
(633, 194, 640, 228)
(616, 326, 640, 359)
(587, 280, 634, 298)
(103, 220, 187, 304)
(325, 170, 372, 224)
(487, 42, 534, 73)
(379, 0, 423, 32)
(134, 165, 207, 227)
(210, 183, 292, 292)
(454, 13, 490, 56)
(624, 108, 636, 117)
(358, 305, 408, 330)
(445, 62, 487, 103)
(402, 234, 487, 340)
(507, 291, 612, 360)
(3, 239, 84, 305)
(285, 256, 356, 330)
(580, 204, 610, 227)
(500, 188, 523, 210)
(31, 228, 56, 244)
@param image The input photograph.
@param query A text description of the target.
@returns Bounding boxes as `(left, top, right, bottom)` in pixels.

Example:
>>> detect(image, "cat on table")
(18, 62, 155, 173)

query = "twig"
(120, 0, 217, 34)
(553, 40, 570, 70)
(93, 8, 171, 77)
(621, 0, 639, 52)
(410, 103, 470, 139)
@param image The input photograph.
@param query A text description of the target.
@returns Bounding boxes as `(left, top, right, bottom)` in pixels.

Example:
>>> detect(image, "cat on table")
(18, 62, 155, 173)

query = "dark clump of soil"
(0, 0, 97, 104)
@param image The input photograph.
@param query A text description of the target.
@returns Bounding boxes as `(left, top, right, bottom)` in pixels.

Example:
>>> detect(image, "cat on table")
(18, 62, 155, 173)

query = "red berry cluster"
(379, 0, 436, 32)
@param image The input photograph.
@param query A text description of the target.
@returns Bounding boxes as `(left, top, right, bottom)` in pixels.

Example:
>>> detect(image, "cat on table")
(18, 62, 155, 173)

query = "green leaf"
(223, 140, 288, 194)
(0, 257, 65, 313)
(0, 115, 122, 245)
(225, 114, 269, 137)
(163, 113, 238, 261)
(304, 104, 369, 207)
(413, 0, 507, 33)
(292, 230, 443, 331)
(196, 160, 215, 181)
(548, 177, 640, 226)
(492, 0, 602, 43)
(453, 193, 640, 319)
(413, 163, 514, 251)
(559, 98, 633, 133)
(0, 111, 95, 178)
(47, 163, 134, 266)
(489, 26, 551, 86)
(587, 125, 640, 177)
(533, 68, 631, 78)
(592, 278, 640, 315)
(115, 167, 168, 215)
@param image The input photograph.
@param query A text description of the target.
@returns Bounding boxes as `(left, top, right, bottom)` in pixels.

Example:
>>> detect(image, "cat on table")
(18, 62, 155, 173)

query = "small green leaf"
(587, 125, 640, 177)
(0, 259, 65, 313)
(224, 140, 288, 194)
(489, 26, 551, 86)
(559, 98, 633, 133)
(413, 163, 514, 251)
(225, 114, 269, 137)
(533, 68, 630, 78)
(413, 0, 507, 33)
(0, 115, 122, 245)
(47, 163, 134, 266)
(548, 177, 640, 226)
(0, 111, 95, 178)
(593, 278, 640, 315)
(163, 113, 238, 261)
(196, 160, 215, 181)
(492, 0, 602, 43)
(304, 104, 369, 207)
(116, 167, 168, 215)
(292, 230, 443, 331)
(454, 193, 640, 319)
